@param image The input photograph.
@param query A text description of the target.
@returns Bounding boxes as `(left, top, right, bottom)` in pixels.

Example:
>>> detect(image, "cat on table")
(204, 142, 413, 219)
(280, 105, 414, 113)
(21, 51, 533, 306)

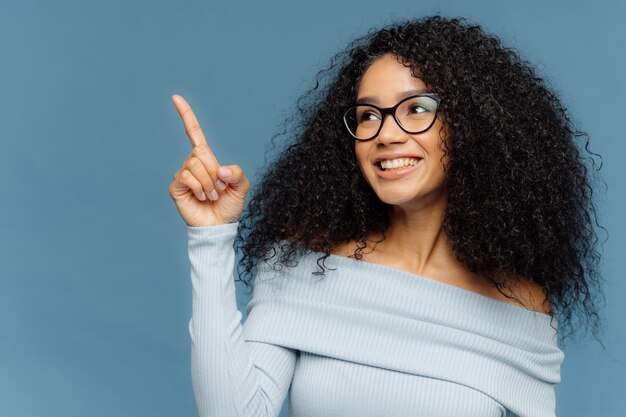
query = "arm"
(187, 221, 297, 417)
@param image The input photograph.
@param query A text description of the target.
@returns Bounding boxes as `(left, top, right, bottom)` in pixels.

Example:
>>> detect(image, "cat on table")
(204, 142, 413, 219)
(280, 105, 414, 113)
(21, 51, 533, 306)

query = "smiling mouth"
(374, 158, 423, 171)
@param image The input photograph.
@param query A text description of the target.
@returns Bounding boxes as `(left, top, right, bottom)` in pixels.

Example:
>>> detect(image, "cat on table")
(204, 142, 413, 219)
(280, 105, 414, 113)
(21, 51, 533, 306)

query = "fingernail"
(200, 192, 207, 201)
(216, 179, 226, 190)
(210, 190, 218, 200)
(219, 167, 232, 177)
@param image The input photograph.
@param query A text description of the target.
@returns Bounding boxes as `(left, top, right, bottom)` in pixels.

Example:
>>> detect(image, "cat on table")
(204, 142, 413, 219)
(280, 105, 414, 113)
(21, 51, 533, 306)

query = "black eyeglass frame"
(342, 93, 442, 141)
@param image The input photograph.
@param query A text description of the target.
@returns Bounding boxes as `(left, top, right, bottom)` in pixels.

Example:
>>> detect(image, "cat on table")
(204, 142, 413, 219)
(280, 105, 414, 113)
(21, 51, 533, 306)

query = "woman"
(169, 15, 604, 417)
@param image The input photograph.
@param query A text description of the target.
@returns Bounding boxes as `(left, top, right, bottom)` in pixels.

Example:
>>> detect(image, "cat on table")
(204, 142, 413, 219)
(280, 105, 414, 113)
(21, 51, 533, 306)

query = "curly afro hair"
(232, 15, 607, 345)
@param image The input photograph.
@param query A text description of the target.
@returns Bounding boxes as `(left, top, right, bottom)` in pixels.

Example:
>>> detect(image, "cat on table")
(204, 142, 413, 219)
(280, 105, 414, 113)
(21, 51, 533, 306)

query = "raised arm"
(168, 95, 297, 416)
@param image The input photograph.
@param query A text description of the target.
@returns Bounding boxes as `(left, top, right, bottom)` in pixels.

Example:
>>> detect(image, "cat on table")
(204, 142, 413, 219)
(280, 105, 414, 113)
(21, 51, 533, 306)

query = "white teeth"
(380, 157, 421, 170)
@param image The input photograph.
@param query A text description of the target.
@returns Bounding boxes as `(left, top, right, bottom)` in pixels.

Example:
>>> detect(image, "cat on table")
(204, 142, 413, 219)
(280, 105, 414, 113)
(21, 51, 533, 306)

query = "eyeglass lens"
(345, 96, 438, 140)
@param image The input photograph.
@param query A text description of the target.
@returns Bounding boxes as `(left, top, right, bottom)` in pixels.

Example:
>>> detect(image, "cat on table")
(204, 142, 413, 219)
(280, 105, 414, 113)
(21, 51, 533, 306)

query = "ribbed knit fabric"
(187, 221, 564, 417)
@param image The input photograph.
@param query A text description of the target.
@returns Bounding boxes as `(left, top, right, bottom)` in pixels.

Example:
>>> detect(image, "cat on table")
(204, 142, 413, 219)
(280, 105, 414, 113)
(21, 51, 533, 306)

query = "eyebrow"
(356, 88, 431, 105)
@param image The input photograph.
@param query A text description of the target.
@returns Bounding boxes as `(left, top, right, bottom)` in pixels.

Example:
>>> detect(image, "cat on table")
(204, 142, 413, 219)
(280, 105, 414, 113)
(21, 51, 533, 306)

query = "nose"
(376, 113, 409, 144)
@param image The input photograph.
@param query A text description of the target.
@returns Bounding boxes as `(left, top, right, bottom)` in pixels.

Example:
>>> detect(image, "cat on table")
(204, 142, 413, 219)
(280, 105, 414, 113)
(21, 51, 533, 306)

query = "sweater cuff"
(187, 221, 239, 239)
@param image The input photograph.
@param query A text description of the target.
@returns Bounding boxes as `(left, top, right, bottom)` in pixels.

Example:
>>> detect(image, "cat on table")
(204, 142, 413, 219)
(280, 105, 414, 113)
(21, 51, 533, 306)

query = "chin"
(375, 189, 422, 205)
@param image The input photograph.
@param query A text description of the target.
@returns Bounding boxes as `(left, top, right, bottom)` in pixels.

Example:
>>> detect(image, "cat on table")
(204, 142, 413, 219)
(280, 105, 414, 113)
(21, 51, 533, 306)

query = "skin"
(333, 53, 551, 315)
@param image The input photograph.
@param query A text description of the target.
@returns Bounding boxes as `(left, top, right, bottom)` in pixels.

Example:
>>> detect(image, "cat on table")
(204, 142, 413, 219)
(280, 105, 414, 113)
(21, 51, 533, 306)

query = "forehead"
(357, 54, 427, 101)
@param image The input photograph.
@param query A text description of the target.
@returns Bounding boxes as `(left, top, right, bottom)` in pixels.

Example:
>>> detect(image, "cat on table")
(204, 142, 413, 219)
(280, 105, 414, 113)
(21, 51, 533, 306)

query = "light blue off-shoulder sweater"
(187, 221, 564, 417)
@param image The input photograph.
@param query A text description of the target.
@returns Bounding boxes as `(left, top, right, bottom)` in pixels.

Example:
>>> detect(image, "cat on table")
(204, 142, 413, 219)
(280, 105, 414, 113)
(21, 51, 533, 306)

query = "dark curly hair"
(232, 15, 607, 346)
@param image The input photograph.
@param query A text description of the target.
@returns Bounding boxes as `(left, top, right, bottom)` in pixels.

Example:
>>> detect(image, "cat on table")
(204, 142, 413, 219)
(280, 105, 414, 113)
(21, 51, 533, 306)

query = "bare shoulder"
(330, 235, 385, 259)
(330, 240, 360, 258)
(331, 241, 553, 315)
(504, 272, 553, 315)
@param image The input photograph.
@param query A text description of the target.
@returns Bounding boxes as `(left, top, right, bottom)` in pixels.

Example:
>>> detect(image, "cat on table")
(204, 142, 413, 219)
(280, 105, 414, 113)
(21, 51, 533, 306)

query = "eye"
(409, 104, 427, 114)
(358, 110, 381, 122)
(403, 96, 438, 116)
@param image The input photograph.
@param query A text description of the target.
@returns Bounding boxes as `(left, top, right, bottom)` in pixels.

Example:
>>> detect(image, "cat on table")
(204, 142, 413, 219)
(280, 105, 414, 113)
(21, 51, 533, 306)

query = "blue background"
(1, 0, 624, 416)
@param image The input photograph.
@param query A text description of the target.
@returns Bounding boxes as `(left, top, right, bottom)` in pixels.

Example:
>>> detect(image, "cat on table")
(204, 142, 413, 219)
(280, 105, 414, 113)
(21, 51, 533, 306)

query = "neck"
(381, 188, 458, 277)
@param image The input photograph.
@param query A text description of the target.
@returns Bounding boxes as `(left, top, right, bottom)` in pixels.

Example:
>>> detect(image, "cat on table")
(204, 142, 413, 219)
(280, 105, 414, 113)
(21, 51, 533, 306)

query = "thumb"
(218, 165, 249, 193)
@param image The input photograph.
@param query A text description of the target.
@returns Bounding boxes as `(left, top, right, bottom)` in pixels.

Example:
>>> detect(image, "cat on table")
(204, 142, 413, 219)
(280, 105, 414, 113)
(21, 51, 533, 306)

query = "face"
(354, 53, 450, 208)
(354, 54, 448, 208)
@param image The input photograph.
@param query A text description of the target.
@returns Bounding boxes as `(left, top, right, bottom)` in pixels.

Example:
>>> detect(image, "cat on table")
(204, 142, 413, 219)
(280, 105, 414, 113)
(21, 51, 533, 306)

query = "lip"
(374, 158, 424, 180)
(373, 154, 424, 164)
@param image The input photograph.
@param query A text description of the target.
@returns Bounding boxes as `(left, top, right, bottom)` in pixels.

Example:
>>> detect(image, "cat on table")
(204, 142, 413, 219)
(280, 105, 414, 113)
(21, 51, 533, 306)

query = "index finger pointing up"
(172, 94, 208, 148)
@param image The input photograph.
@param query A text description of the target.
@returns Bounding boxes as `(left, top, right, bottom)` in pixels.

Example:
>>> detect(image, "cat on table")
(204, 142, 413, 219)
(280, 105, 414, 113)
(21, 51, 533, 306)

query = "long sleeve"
(187, 221, 297, 417)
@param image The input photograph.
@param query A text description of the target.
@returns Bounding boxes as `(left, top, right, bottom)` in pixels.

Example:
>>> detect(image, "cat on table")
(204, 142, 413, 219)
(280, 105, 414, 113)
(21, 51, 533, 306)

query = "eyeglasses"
(343, 93, 441, 141)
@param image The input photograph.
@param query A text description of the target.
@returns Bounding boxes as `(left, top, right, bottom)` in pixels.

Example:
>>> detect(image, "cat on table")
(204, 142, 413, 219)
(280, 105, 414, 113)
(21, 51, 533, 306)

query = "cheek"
(354, 146, 367, 169)
(356, 157, 369, 179)
(354, 146, 374, 183)
(434, 145, 451, 173)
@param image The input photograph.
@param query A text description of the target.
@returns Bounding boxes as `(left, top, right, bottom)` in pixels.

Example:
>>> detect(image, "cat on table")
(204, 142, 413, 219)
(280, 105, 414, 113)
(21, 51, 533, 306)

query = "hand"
(168, 94, 250, 227)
